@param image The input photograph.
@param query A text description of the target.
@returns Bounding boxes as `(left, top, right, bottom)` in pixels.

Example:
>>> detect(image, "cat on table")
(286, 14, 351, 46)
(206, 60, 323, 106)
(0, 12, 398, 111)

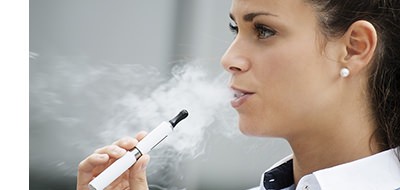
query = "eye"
(254, 24, 276, 39)
(229, 21, 238, 36)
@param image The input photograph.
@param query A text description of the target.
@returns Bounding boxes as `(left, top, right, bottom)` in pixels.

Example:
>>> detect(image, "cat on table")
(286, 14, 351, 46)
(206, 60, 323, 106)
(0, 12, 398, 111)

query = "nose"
(220, 40, 250, 74)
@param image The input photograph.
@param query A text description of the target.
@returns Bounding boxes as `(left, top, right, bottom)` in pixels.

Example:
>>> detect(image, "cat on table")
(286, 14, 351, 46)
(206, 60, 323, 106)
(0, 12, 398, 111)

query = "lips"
(231, 87, 255, 108)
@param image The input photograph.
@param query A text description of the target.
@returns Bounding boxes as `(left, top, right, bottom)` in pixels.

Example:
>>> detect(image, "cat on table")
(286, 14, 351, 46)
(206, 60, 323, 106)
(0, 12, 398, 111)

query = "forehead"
(230, 0, 316, 23)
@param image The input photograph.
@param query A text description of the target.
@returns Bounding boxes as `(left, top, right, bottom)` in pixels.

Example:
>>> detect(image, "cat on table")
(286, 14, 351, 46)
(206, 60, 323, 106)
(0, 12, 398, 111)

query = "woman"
(77, 0, 400, 189)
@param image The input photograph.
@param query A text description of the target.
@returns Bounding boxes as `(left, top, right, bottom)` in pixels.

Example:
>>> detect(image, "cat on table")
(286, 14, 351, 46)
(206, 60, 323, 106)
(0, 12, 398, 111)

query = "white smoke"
(97, 60, 239, 189)
(101, 61, 235, 157)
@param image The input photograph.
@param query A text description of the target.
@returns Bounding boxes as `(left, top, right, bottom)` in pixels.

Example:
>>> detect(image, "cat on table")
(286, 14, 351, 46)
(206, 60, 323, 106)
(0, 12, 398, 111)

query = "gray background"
(30, 1, 291, 189)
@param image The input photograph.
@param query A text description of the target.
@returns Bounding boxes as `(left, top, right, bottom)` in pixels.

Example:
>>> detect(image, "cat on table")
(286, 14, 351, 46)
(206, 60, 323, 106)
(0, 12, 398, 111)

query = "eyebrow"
(230, 12, 278, 22)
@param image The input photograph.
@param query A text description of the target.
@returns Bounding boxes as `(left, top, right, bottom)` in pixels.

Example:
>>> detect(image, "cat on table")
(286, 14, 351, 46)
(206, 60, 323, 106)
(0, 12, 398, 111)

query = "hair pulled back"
(306, 0, 400, 151)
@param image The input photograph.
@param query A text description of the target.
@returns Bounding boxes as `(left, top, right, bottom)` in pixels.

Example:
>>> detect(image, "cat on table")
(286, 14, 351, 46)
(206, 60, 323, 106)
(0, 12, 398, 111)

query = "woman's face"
(222, 0, 343, 138)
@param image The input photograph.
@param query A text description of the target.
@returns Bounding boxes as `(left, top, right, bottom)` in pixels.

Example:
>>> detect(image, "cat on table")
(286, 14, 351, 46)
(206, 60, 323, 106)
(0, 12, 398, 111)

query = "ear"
(341, 20, 377, 76)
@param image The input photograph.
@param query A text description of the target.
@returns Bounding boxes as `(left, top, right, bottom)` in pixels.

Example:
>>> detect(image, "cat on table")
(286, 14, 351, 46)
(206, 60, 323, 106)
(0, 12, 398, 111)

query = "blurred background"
(30, 1, 291, 189)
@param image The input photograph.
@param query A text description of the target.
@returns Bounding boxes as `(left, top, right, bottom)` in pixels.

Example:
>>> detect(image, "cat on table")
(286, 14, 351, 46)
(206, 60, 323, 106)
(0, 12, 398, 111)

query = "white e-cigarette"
(88, 110, 189, 190)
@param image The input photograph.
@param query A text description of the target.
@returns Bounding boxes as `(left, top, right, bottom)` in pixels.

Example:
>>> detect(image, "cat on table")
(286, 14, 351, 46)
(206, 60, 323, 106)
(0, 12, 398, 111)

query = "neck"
(288, 115, 381, 185)
(287, 75, 387, 185)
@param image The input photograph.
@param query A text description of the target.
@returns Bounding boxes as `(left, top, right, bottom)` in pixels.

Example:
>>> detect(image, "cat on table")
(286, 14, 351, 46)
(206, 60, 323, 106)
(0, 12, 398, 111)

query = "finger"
(77, 153, 109, 188)
(129, 154, 150, 190)
(135, 131, 148, 141)
(105, 171, 130, 190)
(112, 136, 138, 150)
(94, 145, 127, 158)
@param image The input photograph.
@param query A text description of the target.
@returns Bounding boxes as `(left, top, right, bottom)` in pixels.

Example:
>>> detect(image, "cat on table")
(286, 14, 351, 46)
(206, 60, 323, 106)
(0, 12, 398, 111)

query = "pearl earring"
(340, 68, 350, 78)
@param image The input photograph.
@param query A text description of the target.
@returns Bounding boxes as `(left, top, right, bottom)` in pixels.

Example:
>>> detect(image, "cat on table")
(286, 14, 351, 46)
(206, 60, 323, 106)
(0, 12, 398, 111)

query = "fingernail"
(141, 156, 150, 171)
(119, 148, 126, 154)
(141, 163, 148, 171)
(98, 154, 108, 159)
(112, 147, 126, 155)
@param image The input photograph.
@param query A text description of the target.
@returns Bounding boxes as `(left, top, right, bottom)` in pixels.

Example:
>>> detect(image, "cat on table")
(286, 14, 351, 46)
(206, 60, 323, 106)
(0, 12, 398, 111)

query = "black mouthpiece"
(169, 109, 189, 128)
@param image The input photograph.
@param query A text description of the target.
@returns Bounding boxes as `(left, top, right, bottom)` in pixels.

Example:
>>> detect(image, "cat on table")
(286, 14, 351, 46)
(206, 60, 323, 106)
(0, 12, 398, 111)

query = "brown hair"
(306, 0, 400, 152)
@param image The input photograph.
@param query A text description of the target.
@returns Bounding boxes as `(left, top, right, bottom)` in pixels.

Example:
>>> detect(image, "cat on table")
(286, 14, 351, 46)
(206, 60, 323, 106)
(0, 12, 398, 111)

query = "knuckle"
(77, 160, 87, 171)
(108, 144, 119, 151)
(133, 175, 147, 184)
(121, 136, 133, 141)
(94, 147, 103, 153)
(119, 136, 135, 146)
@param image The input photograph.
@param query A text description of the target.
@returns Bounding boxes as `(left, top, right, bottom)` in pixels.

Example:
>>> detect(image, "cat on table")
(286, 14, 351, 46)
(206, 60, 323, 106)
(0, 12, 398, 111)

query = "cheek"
(253, 48, 315, 96)
(245, 45, 328, 136)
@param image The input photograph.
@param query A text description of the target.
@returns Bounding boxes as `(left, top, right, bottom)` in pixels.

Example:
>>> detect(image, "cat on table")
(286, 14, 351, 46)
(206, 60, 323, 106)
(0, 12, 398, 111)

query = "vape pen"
(88, 109, 189, 190)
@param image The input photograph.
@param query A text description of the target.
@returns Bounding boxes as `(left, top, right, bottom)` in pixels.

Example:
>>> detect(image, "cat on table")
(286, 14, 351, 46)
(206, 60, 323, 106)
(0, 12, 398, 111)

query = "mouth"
(231, 87, 255, 108)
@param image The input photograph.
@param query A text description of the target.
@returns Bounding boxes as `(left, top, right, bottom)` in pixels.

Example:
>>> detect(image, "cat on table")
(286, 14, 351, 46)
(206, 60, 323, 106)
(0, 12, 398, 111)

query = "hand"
(77, 131, 150, 190)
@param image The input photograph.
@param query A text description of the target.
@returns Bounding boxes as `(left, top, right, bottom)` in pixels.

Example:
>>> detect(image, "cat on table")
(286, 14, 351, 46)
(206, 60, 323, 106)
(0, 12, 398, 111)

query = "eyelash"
(228, 22, 276, 39)
(229, 22, 238, 36)
(254, 23, 276, 39)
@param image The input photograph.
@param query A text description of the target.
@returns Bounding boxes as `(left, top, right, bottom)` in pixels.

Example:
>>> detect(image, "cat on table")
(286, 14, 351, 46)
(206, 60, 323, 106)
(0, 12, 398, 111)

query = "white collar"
(256, 148, 400, 190)
(297, 148, 400, 190)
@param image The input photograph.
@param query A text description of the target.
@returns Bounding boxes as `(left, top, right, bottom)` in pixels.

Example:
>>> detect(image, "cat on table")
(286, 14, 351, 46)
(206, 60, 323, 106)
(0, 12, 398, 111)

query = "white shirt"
(250, 148, 400, 190)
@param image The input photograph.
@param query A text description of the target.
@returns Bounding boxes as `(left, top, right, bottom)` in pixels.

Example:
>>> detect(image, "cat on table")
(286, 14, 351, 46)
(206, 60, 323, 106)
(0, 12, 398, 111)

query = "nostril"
(229, 66, 242, 72)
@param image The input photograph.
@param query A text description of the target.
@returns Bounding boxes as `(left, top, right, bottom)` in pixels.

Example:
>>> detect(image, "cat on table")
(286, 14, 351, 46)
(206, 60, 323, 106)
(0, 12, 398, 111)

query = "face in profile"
(222, 0, 344, 138)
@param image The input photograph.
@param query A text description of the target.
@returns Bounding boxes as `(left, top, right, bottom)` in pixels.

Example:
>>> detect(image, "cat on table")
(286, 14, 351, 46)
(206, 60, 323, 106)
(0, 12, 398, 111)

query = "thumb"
(129, 154, 150, 190)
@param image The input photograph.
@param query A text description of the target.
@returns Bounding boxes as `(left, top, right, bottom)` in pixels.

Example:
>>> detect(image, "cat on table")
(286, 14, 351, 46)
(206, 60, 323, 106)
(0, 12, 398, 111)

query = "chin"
(237, 116, 282, 137)
(238, 119, 263, 137)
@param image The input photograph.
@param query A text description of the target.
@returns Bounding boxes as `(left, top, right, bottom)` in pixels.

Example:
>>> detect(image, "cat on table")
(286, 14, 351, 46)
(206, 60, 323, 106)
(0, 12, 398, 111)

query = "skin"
(77, 131, 150, 190)
(222, 0, 381, 185)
